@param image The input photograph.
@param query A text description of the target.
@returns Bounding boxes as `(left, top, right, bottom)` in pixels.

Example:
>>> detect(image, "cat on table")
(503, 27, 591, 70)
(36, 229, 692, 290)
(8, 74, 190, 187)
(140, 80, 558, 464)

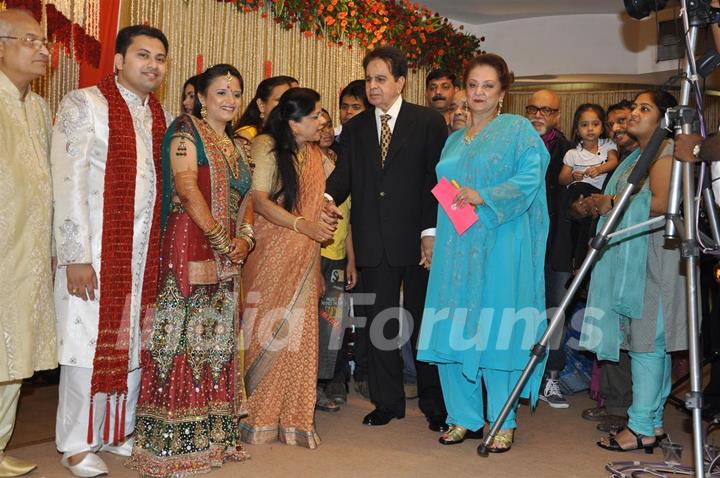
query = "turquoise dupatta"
(580, 148, 653, 361)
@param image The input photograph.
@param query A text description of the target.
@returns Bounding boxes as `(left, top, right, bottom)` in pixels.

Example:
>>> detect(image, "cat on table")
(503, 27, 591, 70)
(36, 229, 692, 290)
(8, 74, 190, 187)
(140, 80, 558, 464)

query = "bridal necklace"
(206, 121, 240, 179)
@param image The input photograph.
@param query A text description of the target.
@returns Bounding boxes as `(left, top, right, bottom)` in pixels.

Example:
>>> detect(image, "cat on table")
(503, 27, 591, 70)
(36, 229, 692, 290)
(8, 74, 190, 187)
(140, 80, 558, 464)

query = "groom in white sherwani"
(51, 25, 172, 477)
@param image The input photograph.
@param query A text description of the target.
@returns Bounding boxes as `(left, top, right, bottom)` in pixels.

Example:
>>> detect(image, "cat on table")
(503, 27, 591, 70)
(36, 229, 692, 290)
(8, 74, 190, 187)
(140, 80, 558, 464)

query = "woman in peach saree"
(240, 88, 335, 448)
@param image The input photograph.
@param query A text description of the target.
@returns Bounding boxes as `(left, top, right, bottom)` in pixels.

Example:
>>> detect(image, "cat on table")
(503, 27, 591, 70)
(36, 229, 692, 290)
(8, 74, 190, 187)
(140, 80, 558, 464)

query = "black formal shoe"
(362, 409, 403, 426)
(427, 415, 450, 432)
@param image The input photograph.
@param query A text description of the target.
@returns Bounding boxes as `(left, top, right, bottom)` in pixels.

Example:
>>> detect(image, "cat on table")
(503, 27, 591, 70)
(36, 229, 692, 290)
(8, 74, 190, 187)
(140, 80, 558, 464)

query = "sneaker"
(539, 377, 569, 409)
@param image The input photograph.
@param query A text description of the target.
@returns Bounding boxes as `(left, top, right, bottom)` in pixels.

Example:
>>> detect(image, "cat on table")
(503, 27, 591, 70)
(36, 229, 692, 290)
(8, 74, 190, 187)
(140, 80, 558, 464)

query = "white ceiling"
(420, 0, 627, 24)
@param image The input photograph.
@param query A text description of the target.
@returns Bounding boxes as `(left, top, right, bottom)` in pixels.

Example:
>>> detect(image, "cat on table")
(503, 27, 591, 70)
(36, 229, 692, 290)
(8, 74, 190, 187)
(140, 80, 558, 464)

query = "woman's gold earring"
(259, 111, 265, 120)
(497, 98, 504, 116)
(200, 103, 208, 119)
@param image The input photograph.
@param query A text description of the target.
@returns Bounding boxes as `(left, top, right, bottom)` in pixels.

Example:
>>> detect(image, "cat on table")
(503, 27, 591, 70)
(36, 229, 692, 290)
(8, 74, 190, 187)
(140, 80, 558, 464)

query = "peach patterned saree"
(240, 142, 325, 448)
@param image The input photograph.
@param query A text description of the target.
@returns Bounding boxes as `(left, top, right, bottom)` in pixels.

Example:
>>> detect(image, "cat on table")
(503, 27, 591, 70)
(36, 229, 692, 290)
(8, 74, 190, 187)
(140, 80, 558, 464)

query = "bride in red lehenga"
(127, 65, 253, 477)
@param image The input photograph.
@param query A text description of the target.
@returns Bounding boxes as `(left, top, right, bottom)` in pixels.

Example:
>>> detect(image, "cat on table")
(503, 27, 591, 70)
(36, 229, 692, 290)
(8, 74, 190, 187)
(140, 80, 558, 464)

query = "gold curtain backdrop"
(34, 45, 80, 114)
(506, 87, 720, 139)
(129, 0, 430, 123)
(6, 0, 720, 137)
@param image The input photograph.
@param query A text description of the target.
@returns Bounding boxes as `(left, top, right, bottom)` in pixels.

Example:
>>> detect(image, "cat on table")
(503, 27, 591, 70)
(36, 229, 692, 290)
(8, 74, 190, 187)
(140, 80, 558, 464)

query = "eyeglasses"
(525, 105, 559, 116)
(0, 35, 53, 50)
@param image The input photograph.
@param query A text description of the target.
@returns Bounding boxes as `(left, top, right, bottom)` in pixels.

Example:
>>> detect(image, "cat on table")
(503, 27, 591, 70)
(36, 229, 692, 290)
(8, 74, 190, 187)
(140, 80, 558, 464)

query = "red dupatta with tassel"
(89, 75, 166, 445)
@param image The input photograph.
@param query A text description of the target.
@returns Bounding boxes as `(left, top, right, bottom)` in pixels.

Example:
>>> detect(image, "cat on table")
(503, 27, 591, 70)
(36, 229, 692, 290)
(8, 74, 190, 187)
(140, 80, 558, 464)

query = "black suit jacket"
(545, 129, 574, 272)
(326, 100, 448, 268)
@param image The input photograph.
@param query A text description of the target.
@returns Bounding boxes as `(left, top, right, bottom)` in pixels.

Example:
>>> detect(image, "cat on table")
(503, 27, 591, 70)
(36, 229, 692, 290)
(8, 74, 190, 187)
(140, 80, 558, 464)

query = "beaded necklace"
(204, 121, 240, 179)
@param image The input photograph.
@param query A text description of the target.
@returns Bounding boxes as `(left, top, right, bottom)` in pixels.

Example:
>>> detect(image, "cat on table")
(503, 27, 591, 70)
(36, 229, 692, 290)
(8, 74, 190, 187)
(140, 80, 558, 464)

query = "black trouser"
(351, 273, 369, 382)
(567, 182, 602, 270)
(599, 352, 632, 417)
(318, 257, 348, 380)
(360, 255, 446, 418)
(545, 268, 572, 372)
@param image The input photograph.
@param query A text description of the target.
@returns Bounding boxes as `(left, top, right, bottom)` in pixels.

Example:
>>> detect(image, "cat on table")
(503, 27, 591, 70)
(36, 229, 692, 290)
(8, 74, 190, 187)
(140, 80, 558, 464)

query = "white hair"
(0, 9, 37, 38)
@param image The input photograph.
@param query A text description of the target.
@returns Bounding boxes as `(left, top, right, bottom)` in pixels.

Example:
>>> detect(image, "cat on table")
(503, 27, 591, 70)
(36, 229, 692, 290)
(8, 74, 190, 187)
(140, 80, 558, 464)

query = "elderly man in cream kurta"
(51, 25, 171, 477)
(0, 9, 57, 477)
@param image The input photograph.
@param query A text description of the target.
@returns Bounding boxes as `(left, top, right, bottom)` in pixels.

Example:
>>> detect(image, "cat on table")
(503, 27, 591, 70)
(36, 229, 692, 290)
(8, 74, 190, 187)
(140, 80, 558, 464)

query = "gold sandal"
(487, 429, 514, 453)
(439, 425, 484, 445)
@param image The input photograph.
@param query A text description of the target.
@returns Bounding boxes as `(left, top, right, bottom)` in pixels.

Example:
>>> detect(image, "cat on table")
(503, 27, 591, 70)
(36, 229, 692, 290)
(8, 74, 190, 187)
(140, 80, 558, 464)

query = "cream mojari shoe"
(61, 453, 108, 478)
(100, 438, 133, 457)
(0, 455, 36, 477)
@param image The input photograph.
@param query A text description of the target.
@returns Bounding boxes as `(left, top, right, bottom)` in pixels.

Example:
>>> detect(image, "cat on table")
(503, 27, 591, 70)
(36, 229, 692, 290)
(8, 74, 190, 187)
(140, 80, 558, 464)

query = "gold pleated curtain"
(129, 0, 430, 122)
(506, 88, 720, 138)
(33, 49, 80, 114)
(11, 0, 720, 135)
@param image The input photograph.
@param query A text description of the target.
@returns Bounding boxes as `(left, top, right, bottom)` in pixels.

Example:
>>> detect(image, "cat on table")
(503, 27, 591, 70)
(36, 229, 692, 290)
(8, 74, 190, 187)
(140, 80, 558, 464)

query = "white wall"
(455, 11, 682, 79)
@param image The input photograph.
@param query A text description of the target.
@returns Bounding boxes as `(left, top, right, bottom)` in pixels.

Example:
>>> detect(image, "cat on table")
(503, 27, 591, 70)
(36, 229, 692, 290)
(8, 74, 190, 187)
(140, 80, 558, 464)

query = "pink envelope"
(432, 177, 479, 235)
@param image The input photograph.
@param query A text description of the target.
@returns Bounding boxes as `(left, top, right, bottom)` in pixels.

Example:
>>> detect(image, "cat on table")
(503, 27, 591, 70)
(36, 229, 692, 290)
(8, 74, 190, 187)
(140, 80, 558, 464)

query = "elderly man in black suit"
(326, 47, 448, 429)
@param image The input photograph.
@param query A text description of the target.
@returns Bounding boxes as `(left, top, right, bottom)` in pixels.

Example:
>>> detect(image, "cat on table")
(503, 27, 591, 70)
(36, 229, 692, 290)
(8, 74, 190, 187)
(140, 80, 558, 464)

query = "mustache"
(431, 94, 446, 101)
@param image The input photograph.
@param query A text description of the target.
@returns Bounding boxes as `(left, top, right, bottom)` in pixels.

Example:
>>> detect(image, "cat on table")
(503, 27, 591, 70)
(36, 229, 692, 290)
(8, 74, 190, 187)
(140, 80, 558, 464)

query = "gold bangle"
(210, 238, 232, 255)
(237, 228, 254, 240)
(237, 222, 255, 237)
(206, 222, 223, 237)
(205, 223, 232, 254)
(238, 233, 256, 252)
(293, 216, 305, 233)
(214, 243, 232, 255)
(211, 238, 231, 254)
(207, 227, 229, 243)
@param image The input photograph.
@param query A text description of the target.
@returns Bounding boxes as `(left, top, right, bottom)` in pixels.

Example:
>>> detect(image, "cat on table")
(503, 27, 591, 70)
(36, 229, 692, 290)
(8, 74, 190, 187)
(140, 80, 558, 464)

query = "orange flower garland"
(226, 0, 484, 74)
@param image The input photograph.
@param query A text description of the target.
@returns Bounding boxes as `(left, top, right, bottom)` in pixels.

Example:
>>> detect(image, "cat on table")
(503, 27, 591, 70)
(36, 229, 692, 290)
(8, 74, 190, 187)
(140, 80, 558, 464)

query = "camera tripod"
(477, 3, 720, 477)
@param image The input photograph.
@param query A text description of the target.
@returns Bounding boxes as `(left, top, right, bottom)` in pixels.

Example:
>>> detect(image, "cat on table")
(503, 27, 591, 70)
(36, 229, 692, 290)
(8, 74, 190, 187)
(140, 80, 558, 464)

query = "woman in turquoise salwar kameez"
(578, 90, 685, 454)
(417, 54, 550, 452)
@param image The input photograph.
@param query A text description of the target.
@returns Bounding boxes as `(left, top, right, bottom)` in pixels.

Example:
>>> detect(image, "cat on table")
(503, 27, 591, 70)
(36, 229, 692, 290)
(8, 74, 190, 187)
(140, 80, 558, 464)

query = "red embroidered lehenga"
(127, 115, 252, 476)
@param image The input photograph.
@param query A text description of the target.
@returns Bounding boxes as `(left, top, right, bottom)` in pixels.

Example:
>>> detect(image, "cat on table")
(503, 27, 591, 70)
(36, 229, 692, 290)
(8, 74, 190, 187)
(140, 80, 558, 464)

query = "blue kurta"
(417, 114, 550, 400)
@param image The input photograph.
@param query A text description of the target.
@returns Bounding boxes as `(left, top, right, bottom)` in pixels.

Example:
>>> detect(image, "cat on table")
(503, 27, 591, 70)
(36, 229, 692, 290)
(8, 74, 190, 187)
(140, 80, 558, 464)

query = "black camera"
(664, 106, 702, 136)
(624, 0, 669, 19)
(625, 0, 718, 26)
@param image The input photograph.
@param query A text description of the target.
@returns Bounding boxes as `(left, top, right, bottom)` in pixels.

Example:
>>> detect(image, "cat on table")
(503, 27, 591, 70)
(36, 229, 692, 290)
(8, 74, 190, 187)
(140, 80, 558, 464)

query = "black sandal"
(597, 426, 657, 454)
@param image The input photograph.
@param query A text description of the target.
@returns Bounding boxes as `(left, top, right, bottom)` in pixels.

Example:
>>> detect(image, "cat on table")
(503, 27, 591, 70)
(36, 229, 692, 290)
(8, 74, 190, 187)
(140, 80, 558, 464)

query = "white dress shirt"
(374, 94, 403, 142)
